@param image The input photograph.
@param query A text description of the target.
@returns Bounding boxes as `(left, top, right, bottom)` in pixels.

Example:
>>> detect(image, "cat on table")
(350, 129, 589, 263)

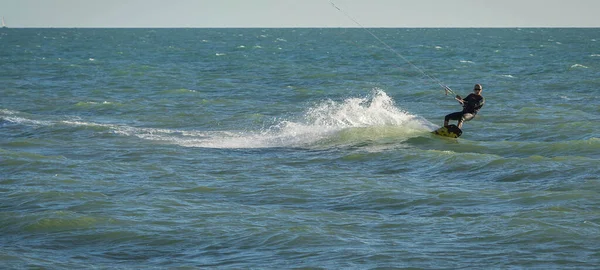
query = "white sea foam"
(126, 89, 435, 149)
(2, 116, 47, 126)
(570, 64, 588, 69)
(76, 101, 115, 106)
(68, 89, 433, 149)
(2, 90, 435, 149)
(0, 109, 18, 115)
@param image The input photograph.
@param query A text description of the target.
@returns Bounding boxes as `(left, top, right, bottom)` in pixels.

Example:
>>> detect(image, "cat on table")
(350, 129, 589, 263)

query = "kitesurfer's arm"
(455, 95, 465, 105)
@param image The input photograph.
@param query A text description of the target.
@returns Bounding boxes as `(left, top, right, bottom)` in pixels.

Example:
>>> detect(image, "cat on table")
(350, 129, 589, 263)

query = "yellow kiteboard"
(432, 124, 463, 138)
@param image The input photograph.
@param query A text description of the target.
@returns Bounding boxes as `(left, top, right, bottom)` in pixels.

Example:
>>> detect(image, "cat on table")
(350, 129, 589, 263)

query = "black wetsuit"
(445, 94, 485, 124)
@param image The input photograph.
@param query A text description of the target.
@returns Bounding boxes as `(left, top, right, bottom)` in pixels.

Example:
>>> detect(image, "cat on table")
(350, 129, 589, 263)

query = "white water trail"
(148, 88, 435, 149)
(1, 89, 436, 149)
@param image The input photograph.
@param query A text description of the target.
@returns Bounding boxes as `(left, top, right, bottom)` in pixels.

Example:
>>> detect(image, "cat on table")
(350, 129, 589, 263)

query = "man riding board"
(444, 84, 485, 129)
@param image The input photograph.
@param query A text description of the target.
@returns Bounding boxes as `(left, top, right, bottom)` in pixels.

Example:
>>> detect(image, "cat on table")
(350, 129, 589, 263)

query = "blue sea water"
(1, 28, 600, 269)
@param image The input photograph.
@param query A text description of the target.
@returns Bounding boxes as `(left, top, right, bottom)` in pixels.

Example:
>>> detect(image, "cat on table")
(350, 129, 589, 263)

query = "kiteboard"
(432, 124, 462, 138)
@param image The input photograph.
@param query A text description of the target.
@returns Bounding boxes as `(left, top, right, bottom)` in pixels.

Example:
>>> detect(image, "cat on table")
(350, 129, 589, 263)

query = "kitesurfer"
(444, 84, 485, 129)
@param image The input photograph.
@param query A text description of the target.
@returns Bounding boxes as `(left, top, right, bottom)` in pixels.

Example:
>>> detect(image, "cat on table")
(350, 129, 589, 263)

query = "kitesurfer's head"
(473, 84, 482, 93)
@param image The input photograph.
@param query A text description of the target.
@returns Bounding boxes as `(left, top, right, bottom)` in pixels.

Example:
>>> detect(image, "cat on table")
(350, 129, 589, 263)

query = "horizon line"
(3, 26, 600, 29)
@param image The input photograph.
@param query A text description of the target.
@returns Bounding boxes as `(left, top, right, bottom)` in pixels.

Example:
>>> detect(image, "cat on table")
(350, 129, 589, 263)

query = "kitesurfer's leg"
(445, 112, 463, 127)
(458, 113, 475, 129)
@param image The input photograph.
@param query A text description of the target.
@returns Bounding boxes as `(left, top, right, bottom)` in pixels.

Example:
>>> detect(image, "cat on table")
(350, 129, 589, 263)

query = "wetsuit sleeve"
(463, 94, 485, 113)
(477, 97, 485, 109)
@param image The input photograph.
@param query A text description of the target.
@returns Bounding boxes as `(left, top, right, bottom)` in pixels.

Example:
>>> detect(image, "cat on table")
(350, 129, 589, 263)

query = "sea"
(1, 28, 599, 269)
